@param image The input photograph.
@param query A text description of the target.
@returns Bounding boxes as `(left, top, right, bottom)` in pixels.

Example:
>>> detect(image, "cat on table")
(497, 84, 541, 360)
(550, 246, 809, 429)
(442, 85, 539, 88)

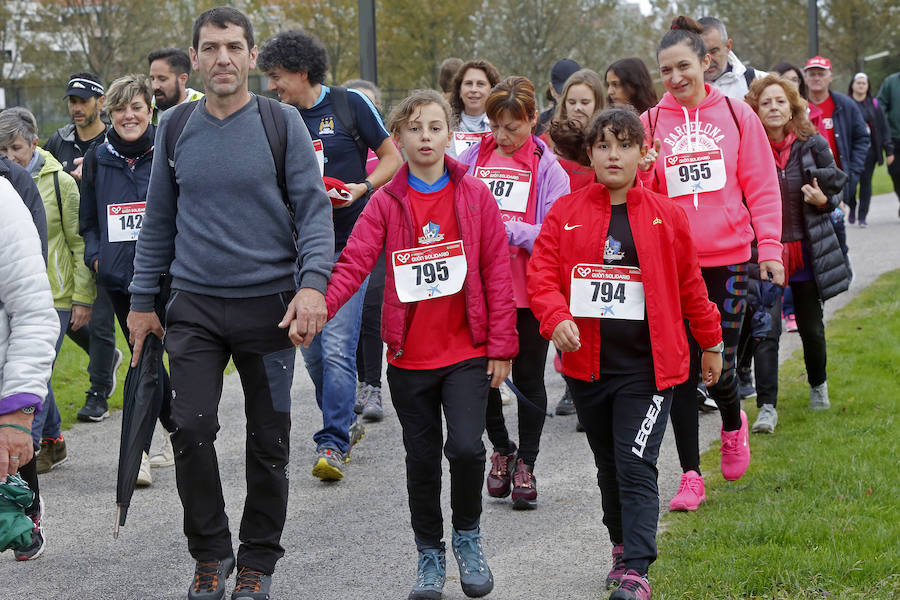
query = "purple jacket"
(458, 133, 570, 252)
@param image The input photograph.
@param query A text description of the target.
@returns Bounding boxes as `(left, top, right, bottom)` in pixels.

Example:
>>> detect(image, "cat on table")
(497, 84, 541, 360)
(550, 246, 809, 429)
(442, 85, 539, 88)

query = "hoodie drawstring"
(681, 106, 701, 210)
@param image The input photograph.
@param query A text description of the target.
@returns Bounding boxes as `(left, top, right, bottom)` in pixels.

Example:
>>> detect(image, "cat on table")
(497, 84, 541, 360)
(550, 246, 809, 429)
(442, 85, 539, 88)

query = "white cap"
(852, 72, 868, 82)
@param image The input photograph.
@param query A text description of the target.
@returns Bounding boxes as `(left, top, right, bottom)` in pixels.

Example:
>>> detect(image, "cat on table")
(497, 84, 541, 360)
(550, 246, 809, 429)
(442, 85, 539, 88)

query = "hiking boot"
(344, 420, 366, 463)
(486, 443, 516, 498)
(697, 383, 717, 412)
(77, 390, 109, 422)
(188, 555, 235, 600)
(605, 543, 626, 589)
(555, 386, 576, 415)
(231, 566, 272, 600)
(609, 570, 651, 600)
(136, 451, 153, 487)
(14, 496, 45, 561)
(511, 459, 537, 510)
(354, 382, 368, 415)
(362, 386, 384, 422)
(668, 470, 705, 511)
(36, 435, 67, 474)
(809, 382, 830, 410)
(451, 528, 493, 598)
(752, 404, 778, 434)
(150, 434, 175, 468)
(409, 547, 446, 600)
(720, 410, 750, 481)
(312, 447, 344, 481)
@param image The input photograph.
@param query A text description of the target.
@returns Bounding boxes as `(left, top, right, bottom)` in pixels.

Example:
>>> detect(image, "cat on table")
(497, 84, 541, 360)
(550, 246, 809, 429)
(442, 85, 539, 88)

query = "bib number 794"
(591, 281, 626, 303)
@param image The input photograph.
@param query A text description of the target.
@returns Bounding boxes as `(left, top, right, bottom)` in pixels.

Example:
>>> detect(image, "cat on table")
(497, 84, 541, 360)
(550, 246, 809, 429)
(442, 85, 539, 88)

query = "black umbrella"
(115, 333, 163, 538)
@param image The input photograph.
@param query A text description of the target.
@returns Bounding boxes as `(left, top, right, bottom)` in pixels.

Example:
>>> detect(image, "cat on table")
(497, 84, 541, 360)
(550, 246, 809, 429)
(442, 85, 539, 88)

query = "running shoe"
(149, 434, 175, 468)
(605, 543, 626, 590)
(232, 566, 272, 600)
(344, 420, 366, 463)
(859, 220, 868, 228)
(362, 386, 384, 422)
(354, 382, 368, 415)
(785, 314, 798, 332)
(697, 383, 717, 412)
(312, 447, 344, 481)
(668, 470, 705, 511)
(14, 496, 44, 561)
(752, 404, 778, 433)
(409, 548, 446, 600)
(511, 459, 537, 510)
(737, 369, 756, 400)
(720, 410, 750, 481)
(110, 347, 124, 391)
(554, 386, 576, 415)
(451, 527, 493, 598)
(36, 435, 67, 474)
(486, 443, 516, 498)
(609, 570, 651, 600)
(188, 555, 235, 600)
(136, 451, 153, 487)
(809, 382, 830, 410)
(77, 390, 109, 422)
(848, 212, 856, 224)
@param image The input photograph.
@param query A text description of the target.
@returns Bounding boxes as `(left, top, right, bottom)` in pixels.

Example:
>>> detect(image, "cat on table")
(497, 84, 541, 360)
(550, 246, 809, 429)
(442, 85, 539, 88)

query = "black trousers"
(670, 263, 748, 474)
(737, 278, 783, 408)
(165, 290, 296, 573)
(356, 253, 385, 387)
(485, 308, 549, 467)
(790, 280, 827, 387)
(387, 357, 489, 551)
(890, 139, 900, 203)
(567, 373, 672, 576)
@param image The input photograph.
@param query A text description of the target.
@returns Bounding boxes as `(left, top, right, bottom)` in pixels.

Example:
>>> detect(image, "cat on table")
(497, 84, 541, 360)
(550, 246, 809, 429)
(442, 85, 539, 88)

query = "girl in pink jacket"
(324, 90, 517, 600)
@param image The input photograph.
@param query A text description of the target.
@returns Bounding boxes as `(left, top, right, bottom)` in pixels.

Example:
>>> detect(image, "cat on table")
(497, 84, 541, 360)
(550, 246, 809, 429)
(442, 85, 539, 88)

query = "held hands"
(279, 288, 327, 347)
(639, 139, 662, 172)
(486, 359, 511, 388)
(801, 177, 828, 207)
(126, 310, 165, 367)
(759, 260, 785, 286)
(700, 348, 723, 387)
(70, 305, 92, 331)
(551, 320, 581, 353)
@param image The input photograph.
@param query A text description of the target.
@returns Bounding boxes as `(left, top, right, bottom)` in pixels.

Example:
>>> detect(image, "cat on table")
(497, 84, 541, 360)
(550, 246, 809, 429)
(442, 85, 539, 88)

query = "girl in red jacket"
(528, 107, 722, 600)
(325, 89, 517, 600)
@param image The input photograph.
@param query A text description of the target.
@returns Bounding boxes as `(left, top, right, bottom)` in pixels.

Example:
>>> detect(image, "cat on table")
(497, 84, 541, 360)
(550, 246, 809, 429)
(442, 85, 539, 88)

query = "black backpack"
(328, 86, 368, 168)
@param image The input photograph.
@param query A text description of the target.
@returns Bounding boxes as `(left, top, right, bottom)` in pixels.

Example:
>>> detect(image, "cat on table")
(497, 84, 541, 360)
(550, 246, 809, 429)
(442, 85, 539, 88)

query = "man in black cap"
(537, 58, 580, 135)
(44, 72, 123, 424)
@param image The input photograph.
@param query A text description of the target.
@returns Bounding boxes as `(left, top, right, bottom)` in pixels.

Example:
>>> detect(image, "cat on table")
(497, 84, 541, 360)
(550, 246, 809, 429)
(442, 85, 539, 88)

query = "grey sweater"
(130, 96, 334, 311)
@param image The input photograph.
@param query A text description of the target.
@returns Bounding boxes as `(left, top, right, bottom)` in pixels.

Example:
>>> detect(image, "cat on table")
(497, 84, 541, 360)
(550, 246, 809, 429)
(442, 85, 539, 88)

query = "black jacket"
(0, 155, 47, 263)
(779, 134, 850, 301)
(855, 98, 895, 165)
(44, 123, 109, 180)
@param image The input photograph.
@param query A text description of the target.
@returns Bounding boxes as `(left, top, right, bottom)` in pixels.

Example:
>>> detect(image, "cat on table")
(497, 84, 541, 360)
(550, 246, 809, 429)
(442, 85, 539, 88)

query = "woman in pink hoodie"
(639, 16, 784, 512)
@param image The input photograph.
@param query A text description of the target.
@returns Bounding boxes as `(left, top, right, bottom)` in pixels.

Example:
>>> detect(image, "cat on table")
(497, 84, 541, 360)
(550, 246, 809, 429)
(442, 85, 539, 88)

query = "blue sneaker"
(409, 548, 446, 600)
(451, 528, 493, 598)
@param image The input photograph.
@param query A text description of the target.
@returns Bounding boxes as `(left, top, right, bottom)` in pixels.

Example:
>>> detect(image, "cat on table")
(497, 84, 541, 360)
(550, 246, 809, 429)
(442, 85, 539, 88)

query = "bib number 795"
(413, 261, 449, 285)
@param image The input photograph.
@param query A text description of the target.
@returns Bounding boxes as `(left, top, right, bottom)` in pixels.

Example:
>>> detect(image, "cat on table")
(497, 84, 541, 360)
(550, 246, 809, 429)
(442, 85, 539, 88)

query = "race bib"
(392, 240, 467, 303)
(453, 131, 489, 156)
(569, 264, 644, 320)
(474, 166, 532, 213)
(313, 139, 325, 177)
(107, 202, 145, 243)
(663, 149, 726, 198)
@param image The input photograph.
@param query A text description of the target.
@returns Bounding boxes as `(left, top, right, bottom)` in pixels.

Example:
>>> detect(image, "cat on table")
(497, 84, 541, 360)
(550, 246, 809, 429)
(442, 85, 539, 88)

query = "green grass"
(654, 270, 900, 600)
(872, 165, 893, 196)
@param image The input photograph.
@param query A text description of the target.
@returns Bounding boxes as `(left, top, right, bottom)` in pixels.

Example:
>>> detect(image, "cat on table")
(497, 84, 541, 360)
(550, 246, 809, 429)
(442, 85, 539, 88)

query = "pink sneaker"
(785, 314, 798, 332)
(605, 543, 626, 589)
(668, 470, 706, 511)
(609, 570, 651, 600)
(720, 410, 750, 481)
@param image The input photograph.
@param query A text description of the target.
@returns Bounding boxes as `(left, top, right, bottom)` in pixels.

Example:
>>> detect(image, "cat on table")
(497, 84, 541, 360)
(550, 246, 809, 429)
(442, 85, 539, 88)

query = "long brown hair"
(745, 74, 817, 141)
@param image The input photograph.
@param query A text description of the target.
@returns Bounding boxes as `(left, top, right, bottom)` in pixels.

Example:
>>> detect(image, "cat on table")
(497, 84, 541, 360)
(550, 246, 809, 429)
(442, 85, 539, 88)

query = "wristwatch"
(20, 405, 36, 415)
(363, 180, 375, 196)
(703, 342, 725, 353)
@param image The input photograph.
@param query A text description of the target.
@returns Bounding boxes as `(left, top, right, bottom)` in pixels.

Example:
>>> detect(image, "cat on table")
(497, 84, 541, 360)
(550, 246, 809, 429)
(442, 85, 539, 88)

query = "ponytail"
(657, 15, 706, 62)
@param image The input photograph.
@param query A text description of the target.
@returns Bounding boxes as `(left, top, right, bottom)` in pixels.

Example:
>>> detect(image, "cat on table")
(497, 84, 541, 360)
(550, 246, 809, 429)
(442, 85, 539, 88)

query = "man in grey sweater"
(126, 7, 333, 600)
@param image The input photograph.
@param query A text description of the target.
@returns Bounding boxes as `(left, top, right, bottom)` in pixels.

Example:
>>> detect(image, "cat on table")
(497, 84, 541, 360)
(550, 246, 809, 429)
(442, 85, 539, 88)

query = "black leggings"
(356, 253, 385, 388)
(485, 308, 549, 468)
(670, 263, 748, 475)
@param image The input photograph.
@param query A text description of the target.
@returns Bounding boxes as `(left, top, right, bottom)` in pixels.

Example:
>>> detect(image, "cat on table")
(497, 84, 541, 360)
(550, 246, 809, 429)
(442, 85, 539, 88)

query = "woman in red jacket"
(325, 90, 516, 600)
(640, 16, 784, 511)
(528, 107, 722, 600)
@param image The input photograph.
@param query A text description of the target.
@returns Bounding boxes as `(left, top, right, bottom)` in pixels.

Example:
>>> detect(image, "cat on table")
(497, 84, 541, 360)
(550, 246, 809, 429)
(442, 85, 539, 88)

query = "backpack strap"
(164, 101, 199, 197)
(743, 67, 755, 90)
(257, 95, 288, 205)
(53, 170, 65, 239)
(329, 86, 368, 169)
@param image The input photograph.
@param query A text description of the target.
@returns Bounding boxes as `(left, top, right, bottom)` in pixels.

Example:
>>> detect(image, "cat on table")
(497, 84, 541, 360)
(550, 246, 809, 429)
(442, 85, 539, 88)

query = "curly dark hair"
(584, 107, 646, 151)
(450, 59, 502, 120)
(257, 29, 329, 85)
(548, 119, 590, 164)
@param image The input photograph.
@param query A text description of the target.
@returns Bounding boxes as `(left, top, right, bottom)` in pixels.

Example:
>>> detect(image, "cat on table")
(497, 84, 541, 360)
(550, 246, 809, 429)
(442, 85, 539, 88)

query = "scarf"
(769, 131, 796, 170)
(106, 124, 154, 171)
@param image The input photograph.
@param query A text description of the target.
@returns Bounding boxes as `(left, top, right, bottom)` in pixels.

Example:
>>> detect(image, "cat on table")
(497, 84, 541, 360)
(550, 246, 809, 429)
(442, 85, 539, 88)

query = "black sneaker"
(232, 566, 273, 600)
(554, 386, 577, 415)
(77, 390, 109, 422)
(14, 496, 45, 561)
(188, 555, 235, 600)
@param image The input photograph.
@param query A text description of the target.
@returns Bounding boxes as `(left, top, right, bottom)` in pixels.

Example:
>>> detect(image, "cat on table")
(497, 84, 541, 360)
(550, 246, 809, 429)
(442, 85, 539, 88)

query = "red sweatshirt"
(639, 84, 783, 267)
(527, 182, 722, 388)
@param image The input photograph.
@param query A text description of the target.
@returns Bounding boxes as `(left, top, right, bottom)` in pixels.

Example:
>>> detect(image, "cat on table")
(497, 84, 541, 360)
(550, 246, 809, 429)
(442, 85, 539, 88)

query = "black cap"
(64, 77, 105, 99)
(550, 58, 581, 94)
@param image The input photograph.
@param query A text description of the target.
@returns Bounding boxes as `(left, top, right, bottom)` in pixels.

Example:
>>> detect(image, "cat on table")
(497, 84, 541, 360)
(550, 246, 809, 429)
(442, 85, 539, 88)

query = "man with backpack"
(699, 17, 765, 100)
(126, 7, 334, 599)
(258, 29, 402, 482)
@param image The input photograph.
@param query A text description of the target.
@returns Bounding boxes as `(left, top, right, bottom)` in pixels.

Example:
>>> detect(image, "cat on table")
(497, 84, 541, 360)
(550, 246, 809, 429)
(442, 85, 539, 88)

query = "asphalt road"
(2, 193, 898, 600)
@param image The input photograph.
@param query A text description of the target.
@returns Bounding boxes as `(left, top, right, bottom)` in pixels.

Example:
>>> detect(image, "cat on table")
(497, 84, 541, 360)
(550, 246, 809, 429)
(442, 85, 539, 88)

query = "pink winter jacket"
(325, 157, 519, 363)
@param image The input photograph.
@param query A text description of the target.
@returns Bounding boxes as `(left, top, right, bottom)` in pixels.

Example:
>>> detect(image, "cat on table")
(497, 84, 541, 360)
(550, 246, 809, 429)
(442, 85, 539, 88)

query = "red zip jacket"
(325, 157, 518, 363)
(527, 182, 722, 388)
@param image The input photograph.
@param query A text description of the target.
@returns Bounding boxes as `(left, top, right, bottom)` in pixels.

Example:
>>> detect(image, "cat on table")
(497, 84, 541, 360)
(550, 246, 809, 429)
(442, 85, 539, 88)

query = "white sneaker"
(109, 348, 124, 396)
(136, 452, 153, 487)
(752, 404, 778, 433)
(809, 382, 830, 410)
(149, 435, 175, 468)
(499, 383, 514, 406)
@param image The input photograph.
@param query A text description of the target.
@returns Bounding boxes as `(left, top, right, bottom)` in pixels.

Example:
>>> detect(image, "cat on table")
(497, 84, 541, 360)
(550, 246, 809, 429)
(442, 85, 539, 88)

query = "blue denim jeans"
(301, 270, 368, 454)
(32, 309, 69, 447)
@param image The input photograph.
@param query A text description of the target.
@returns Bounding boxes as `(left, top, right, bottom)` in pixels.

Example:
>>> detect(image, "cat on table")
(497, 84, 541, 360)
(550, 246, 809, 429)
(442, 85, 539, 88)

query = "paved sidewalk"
(2, 194, 897, 599)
